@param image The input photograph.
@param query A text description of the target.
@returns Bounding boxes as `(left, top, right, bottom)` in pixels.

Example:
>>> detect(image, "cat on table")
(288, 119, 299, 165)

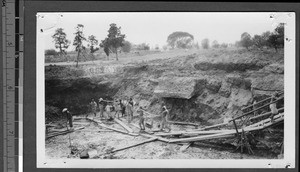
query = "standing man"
(105, 103, 112, 120)
(137, 106, 145, 131)
(121, 99, 126, 118)
(88, 99, 97, 118)
(252, 96, 258, 116)
(98, 98, 105, 119)
(62, 108, 73, 129)
(269, 94, 279, 123)
(160, 106, 171, 132)
(126, 98, 134, 123)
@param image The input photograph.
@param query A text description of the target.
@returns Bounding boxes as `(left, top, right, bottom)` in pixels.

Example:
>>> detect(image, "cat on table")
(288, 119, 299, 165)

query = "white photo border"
(36, 12, 296, 168)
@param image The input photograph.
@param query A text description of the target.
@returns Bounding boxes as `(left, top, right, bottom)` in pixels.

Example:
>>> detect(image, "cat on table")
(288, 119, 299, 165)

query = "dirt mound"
(193, 60, 267, 72)
(250, 74, 284, 91)
(154, 77, 206, 99)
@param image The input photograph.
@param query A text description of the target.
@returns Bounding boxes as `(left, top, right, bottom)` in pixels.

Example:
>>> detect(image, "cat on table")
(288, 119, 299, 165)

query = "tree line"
(237, 23, 284, 52)
(165, 23, 284, 51)
(47, 23, 284, 64)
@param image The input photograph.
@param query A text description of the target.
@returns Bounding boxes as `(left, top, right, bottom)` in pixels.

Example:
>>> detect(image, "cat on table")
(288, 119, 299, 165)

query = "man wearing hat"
(98, 98, 105, 119)
(62, 108, 73, 128)
(160, 106, 171, 132)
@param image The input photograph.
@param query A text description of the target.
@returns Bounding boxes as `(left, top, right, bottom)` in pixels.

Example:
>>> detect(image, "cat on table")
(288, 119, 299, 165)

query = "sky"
(38, 12, 279, 51)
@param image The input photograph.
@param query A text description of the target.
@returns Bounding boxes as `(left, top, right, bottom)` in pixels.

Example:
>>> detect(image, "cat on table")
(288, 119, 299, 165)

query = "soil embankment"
(45, 48, 284, 159)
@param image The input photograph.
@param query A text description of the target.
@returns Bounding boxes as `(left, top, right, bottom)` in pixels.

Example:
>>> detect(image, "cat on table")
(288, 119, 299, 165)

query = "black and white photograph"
(36, 12, 295, 168)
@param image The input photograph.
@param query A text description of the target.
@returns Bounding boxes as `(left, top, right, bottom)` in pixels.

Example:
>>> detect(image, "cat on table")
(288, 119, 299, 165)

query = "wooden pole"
(154, 130, 233, 137)
(109, 138, 157, 153)
(241, 91, 283, 111)
(249, 107, 284, 121)
(168, 121, 199, 127)
(46, 127, 85, 139)
(114, 118, 134, 133)
(195, 122, 229, 131)
(230, 96, 284, 121)
(87, 118, 138, 136)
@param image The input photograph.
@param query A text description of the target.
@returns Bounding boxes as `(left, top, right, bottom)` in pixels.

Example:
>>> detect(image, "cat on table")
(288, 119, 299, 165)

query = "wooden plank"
(139, 133, 170, 143)
(169, 125, 267, 143)
(155, 129, 233, 137)
(88, 117, 138, 136)
(168, 121, 199, 127)
(241, 91, 283, 111)
(169, 132, 236, 143)
(246, 113, 284, 129)
(180, 142, 192, 152)
(114, 118, 134, 133)
(97, 130, 114, 132)
(110, 138, 157, 153)
(196, 122, 229, 131)
(249, 107, 284, 121)
(231, 96, 284, 121)
(46, 127, 85, 139)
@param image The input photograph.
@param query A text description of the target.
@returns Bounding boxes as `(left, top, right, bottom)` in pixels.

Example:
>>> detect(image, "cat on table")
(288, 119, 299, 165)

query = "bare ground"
(46, 112, 281, 160)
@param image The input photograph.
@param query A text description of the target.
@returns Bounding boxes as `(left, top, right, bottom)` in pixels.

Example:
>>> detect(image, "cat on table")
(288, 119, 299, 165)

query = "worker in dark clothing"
(62, 108, 73, 129)
(121, 99, 126, 117)
(99, 98, 105, 119)
(126, 98, 134, 123)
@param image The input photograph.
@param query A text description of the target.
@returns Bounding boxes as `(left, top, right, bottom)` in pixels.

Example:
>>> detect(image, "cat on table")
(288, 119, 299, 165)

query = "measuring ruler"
(2, 0, 24, 171)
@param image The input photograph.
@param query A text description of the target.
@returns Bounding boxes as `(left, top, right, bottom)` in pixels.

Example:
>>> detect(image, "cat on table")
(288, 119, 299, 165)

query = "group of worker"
(82, 97, 171, 132)
(87, 97, 134, 122)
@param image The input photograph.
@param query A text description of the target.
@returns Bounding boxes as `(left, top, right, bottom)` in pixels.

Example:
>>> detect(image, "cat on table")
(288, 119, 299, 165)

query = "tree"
(220, 43, 228, 48)
(167, 31, 194, 49)
(235, 41, 241, 48)
(137, 43, 150, 50)
(100, 23, 125, 61)
(201, 38, 210, 49)
(122, 41, 132, 53)
(267, 23, 284, 52)
(240, 32, 253, 50)
(87, 35, 99, 55)
(212, 40, 220, 48)
(252, 35, 264, 49)
(261, 31, 271, 47)
(52, 28, 70, 55)
(73, 24, 86, 67)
